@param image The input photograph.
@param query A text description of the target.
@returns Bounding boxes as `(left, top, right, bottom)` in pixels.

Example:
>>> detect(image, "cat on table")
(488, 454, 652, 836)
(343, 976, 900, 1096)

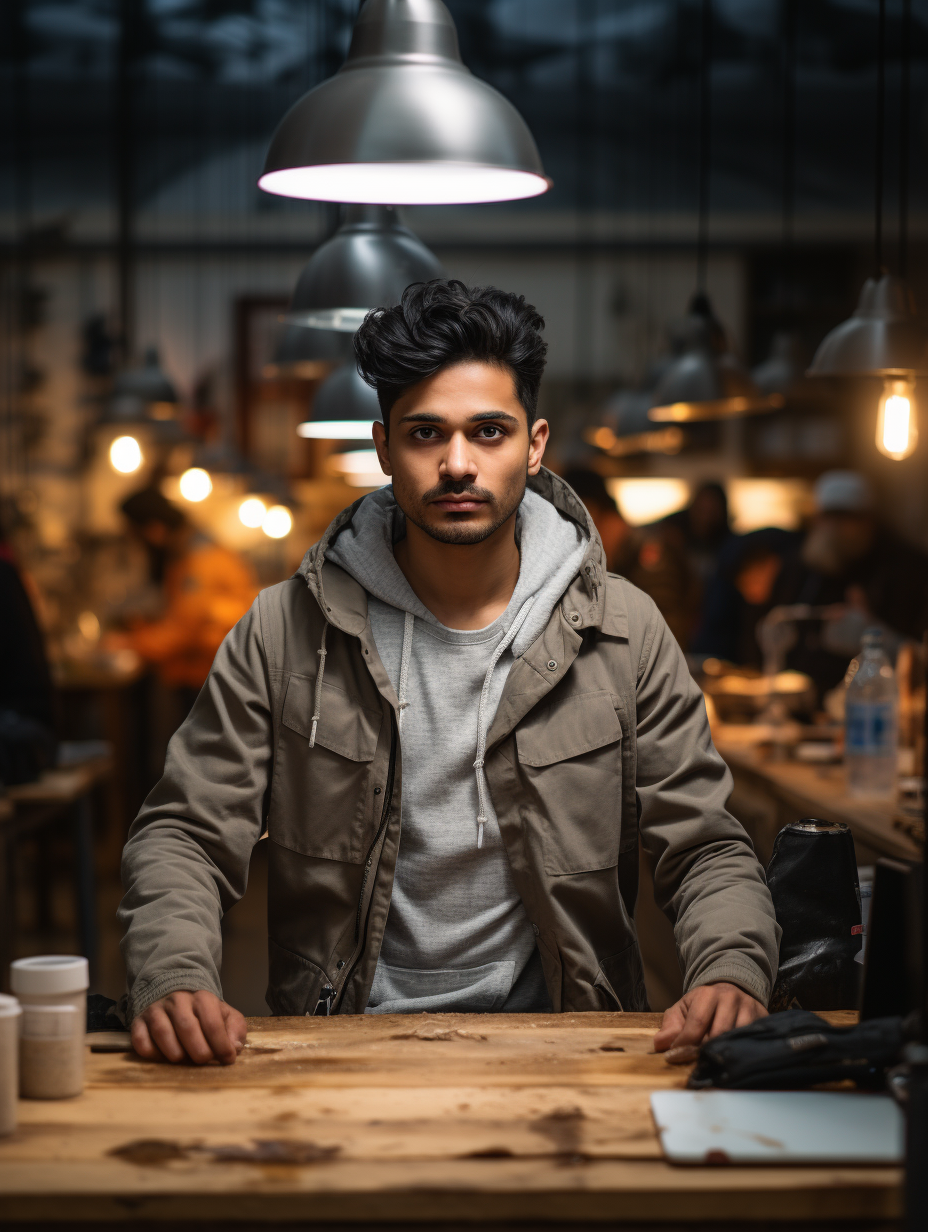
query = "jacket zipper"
(330, 709, 398, 1011)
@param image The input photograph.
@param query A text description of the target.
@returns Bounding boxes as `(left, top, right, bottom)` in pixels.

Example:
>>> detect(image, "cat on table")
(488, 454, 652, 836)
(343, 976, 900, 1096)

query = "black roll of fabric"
(767, 819, 862, 1011)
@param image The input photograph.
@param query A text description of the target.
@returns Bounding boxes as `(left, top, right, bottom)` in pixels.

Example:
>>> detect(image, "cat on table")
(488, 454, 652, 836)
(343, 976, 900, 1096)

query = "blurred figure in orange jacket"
(118, 486, 257, 697)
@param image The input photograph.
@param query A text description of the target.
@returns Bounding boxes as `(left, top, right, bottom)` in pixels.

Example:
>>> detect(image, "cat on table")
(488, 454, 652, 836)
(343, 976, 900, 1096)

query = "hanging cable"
(899, 0, 912, 279)
(874, 0, 887, 274)
(695, 0, 713, 293)
(781, 0, 798, 307)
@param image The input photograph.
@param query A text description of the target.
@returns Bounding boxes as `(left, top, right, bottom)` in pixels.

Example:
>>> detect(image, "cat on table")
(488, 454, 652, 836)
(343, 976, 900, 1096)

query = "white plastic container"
(19, 1005, 84, 1100)
(0, 994, 22, 1135)
(10, 956, 88, 1026)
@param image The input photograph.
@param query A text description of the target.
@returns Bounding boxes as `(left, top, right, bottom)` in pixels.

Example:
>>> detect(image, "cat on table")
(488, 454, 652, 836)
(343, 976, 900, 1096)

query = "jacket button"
(374, 787, 382, 795)
(547, 660, 557, 671)
(336, 960, 345, 970)
(569, 611, 581, 624)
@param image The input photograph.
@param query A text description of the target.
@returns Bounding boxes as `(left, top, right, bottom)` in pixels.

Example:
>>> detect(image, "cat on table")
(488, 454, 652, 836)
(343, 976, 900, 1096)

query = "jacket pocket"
(515, 690, 622, 875)
(594, 942, 649, 1013)
(266, 936, 329, 1016)
(271, 673, 383, 863)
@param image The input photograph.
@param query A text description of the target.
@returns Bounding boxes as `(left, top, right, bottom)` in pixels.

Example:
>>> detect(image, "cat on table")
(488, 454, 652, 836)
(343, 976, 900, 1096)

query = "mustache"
(423, 480, 496, 503)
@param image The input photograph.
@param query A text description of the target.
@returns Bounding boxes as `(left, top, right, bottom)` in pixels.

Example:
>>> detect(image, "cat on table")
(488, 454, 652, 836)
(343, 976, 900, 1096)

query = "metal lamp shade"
(649, 298, 782, 423)
(297, 363, 383, 440)
(264, 324, 354, 378)
(258, 0, 550, 205)
(752, 331, 807, 396)
(808, 273, 928, 377)
(113, 347, 178, 405)
(286, 206, 445, 333)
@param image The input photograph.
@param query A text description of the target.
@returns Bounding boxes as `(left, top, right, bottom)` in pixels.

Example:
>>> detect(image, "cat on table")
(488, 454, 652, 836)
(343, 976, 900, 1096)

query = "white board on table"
(650, 1089, 904, 1165)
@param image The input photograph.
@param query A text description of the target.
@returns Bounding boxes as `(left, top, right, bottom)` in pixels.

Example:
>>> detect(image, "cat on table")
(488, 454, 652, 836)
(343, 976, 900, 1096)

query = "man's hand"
(652, 982, 767, 1060)
(131, 991, 247, 1065)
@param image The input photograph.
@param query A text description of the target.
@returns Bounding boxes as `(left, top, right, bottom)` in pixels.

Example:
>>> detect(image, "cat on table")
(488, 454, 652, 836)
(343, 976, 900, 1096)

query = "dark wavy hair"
(354, 279, 547, 434)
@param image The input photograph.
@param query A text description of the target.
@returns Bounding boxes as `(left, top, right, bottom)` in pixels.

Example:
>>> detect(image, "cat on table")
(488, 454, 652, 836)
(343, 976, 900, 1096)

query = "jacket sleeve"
(634, 603, 780, 1004)
(118, 598, 272, 1021)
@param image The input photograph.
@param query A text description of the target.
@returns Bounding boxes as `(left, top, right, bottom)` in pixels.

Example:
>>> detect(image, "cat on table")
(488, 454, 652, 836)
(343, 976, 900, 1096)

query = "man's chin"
(419, 516, 500, 546)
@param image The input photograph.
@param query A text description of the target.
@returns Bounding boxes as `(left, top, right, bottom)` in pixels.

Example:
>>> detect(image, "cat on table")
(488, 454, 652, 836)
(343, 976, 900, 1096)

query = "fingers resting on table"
(653, 981, 767, 1059)
(131, 990, 247, 1065)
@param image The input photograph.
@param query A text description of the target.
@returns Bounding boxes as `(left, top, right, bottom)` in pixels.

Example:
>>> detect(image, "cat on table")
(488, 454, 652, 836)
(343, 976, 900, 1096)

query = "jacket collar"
(296, 467, 627, 642)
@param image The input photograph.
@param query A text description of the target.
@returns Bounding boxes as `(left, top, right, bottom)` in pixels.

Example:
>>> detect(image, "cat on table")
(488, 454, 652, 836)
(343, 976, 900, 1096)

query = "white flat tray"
(650, 1089, 904, 1164)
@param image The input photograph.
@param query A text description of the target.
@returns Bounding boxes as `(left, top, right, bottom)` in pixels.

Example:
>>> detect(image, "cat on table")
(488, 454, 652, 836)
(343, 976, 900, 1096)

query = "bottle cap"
(0, 994, 22, 1019)
(10, 956, 89, 995)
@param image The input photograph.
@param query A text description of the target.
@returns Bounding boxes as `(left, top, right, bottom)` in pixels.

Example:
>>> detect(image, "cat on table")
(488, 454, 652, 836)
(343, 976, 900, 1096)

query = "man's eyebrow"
(395, 410, 521, 426)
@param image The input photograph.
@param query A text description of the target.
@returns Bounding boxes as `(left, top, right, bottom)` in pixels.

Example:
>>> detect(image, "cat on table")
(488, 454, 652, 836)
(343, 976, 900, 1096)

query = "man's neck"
(393, 514, 520, 630)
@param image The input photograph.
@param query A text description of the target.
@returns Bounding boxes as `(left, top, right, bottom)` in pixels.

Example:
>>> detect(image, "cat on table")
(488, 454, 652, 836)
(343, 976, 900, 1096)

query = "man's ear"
(527, 418, 549, 476)
(372, 421, 391, 475)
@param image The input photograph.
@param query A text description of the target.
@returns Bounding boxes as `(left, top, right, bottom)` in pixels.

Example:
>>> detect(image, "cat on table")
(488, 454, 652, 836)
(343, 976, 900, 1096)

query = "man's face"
(372, 361, 549, 546)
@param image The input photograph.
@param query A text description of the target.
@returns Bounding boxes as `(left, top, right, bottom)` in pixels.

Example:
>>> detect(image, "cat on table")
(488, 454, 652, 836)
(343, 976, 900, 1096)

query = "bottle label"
(845, 702, 895, 754)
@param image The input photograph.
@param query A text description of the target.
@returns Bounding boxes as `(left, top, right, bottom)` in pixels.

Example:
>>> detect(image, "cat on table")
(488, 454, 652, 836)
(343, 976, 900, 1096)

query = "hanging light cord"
(696, 0, 712, 293)
(899, 0, 912, 279)
(781, 0, 798, 312)
(874, 0, 887, 275)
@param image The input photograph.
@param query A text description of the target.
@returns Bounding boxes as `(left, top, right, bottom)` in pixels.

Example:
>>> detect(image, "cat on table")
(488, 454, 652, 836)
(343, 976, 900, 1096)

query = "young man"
(120, 281, 778, 1066)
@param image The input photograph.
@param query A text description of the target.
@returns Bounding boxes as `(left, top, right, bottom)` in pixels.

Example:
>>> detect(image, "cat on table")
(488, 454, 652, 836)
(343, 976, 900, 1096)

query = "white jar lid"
(22, 1004, 78, 1039)
(0, 994, 22, 1019)
(11, 955, 89, 994)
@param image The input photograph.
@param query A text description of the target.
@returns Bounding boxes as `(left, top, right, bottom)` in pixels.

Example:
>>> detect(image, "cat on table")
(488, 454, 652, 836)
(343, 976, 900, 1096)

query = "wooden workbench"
(0, 1011, 900, 1224)
(717, 741, 922, 866)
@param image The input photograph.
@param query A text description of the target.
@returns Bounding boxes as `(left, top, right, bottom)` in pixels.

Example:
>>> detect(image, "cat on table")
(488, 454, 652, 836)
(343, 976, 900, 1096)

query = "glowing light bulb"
(876, 376, 918, 460)
(179, 467, 212, 502)
(238, 496, 267, 528)
(110, 435, 142, 473)
(262, 505, 292, 539)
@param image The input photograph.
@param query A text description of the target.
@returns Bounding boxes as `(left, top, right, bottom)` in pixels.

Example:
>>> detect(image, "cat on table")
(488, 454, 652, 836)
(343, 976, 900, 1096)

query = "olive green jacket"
(119, 470, 779, 1020)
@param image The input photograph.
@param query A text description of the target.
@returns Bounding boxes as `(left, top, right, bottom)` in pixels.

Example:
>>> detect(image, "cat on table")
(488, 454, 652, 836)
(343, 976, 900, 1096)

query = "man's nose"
(439, 431, 477, 481)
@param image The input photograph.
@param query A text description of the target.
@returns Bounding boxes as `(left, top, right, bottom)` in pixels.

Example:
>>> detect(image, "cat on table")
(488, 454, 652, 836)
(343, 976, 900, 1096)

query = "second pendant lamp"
(286, 206, 445, 334)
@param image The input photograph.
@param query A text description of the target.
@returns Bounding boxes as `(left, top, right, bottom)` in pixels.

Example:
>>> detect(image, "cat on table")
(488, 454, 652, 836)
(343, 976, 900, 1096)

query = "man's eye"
(477, 425, 503, 438)
(412, 426, 439, 440)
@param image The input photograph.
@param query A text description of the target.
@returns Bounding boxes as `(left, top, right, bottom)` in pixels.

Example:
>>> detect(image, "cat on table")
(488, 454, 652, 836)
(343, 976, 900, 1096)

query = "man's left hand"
(652, 982, 767, 1058)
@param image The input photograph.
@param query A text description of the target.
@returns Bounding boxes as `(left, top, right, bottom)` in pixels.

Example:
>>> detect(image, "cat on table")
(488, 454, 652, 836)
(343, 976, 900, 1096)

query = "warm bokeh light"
(297, 420, 377, 440)
(727, 479, 810, 533)
(876, 376, 918, 460)
(109, 435, 142, 473)
(77, 610, 100, 641)
(238, 496, 267, 528)
(262, 505, 293, 539)
(179, 467, 213, 502)
(605, 478, 690, 527)
(258, 163, 550, 206)
(330, 447, 389, 489)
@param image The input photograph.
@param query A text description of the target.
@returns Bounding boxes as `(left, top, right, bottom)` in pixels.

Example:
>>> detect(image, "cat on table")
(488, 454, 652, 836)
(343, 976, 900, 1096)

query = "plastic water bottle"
(844, 628, 898, 798)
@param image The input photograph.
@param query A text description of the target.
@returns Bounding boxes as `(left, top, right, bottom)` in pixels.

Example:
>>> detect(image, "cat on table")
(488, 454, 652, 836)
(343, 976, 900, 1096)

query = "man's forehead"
(391, 361, 525, 423)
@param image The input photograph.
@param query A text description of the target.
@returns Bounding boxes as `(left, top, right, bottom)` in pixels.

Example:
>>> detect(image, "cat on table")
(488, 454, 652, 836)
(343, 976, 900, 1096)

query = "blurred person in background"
(111, 486, 257, 709)
(691, 529, 800, 668)
(662, 481, 733, 587)
(773, 471, 928, 696)
(0, 515, 57, 783)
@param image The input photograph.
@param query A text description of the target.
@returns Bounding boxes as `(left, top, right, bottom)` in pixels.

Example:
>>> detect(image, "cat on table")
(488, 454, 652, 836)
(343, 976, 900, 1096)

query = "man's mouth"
(429, 495, 487, 513)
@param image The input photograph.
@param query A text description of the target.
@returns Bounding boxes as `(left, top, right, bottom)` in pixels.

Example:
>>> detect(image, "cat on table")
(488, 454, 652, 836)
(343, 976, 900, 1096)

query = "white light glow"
(262, 505, 293, 539)
(727, 479, 810, 533)
(179, 467, 213, 502)
(331, 448, 389, 489)
(288, 308, 368, 334)
(606, 478, 690, 527)
(239, 496, 267, 528)
(110, 435, 142, 473)
(297, 420, 377, 440)
(877, 377, 918, 460)
(258, 163, 551, 206)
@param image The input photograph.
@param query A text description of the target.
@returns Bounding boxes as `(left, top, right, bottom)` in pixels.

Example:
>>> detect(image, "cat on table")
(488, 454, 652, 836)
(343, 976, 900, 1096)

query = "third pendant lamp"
(258, 0, 550, 205)
(286, 206, 445, 334)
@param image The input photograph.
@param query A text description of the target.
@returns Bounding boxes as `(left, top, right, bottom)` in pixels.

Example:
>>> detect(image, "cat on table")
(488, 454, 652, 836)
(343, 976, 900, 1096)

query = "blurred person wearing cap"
(111, 487, 258, 703)
(773, 470, 928, 694)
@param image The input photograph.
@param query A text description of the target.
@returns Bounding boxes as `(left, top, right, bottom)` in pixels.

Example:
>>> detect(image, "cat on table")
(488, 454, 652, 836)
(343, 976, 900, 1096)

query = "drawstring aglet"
(308, 718, 318, 749)
(476, 819, 485, 849)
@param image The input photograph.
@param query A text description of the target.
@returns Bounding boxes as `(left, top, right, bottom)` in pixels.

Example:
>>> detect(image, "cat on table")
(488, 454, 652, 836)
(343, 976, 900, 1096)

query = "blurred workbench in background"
(0, 1011, 899, 1226)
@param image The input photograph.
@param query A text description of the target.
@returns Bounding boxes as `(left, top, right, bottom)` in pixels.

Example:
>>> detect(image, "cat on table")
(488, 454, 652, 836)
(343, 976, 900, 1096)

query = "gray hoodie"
(326, 485, 588, 1013)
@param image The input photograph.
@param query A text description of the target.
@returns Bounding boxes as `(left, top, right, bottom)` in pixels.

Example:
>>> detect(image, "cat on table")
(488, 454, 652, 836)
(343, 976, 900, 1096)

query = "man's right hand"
(130, 990, 247, 1065)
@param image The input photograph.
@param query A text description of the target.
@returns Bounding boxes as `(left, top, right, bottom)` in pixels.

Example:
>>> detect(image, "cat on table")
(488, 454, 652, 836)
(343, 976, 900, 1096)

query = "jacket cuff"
(687, 957, 771, 1006)
(126, 971, 222, 1023)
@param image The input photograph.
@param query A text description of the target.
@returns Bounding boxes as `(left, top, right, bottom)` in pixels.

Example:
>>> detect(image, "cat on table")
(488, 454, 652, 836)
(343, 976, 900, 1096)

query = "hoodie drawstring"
(308, 622, 329, 748)
(473, 596, 535, 850)
(397, 610, 414, 731)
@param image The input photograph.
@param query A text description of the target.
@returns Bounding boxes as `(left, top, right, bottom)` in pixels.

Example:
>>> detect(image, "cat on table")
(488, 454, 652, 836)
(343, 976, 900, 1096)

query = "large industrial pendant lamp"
(258, 0, 550, 205)
(264, 324, 353, 380)
(297, 362, 383, 440)
(649, 0, 778, 425)
(285, 206, 445, 334)
(808, 0, 925, 460)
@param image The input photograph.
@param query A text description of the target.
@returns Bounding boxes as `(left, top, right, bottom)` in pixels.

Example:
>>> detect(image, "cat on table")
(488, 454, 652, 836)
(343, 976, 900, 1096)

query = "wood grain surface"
(0, 1011, 900, 1223)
